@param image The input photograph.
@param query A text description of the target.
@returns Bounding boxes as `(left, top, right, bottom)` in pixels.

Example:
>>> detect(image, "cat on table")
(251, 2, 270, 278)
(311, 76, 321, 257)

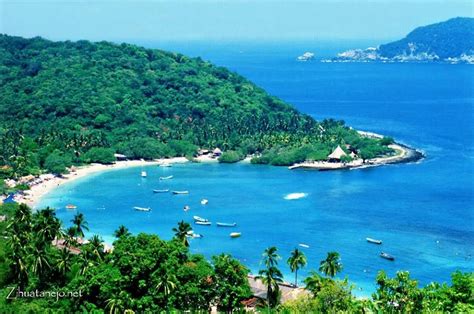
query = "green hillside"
(379, 17, 474, 59)
(0, 35, 391, 177)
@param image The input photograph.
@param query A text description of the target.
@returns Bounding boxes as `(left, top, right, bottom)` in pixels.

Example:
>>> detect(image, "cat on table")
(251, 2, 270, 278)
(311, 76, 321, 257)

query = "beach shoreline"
(16, 158, 189, 209)
(12, 131, 424, 208)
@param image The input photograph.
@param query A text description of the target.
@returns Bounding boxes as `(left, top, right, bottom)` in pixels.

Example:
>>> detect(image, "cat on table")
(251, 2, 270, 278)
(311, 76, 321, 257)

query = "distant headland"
(325, 17, 474, 64)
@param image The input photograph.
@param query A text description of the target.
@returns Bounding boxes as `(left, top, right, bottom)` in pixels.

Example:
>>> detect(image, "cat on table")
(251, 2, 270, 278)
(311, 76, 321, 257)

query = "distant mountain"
(329, 17, 474, 63)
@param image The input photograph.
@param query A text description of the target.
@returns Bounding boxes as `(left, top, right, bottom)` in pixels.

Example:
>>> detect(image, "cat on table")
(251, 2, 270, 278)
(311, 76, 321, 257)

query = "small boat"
(65, 204, 77, 209)
(200, 199, 209, 205)
(380, 252, 395, 261)
(160, 163, 172, 167)
(193, 216, 209, 222)
(172, 190, 189, 195)
(183, 205, 190, 211)
(230, 232, 241, 238)
(366, 237, 383, 245)
(297, 52, 315, 61)
(134, 206, 151, 212)
(195, 221, 211, 226)
(217, 222, 237, 227)
(141, 171, 147, 177)
(298, 243, 310, 248)
(159, 175, 173, 180)
(192, 233, 203, 238)
(153, 189, 169, 193)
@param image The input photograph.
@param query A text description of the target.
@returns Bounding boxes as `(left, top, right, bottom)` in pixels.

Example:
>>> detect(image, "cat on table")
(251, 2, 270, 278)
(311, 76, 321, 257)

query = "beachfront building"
(213, 148, 222, 157)
(114, 153, 127, 161)
(327, 145, 347, 162)
(242, 275, 309, 310)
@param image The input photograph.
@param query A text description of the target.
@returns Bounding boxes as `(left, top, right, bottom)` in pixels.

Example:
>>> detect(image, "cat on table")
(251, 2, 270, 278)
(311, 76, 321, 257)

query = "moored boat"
(65, 204, 77, 209)
(230, 232, 241, 238)
(193, 216, 208, 222)
(141, 171, 147, 177)
(153, 189, 169, 193)
(159, 175, 173, 180)
(172, 190, 189, 195)
(195, 221, 211, 226)
(200, 199, 209, 205)
(134, 206, 151, 212)
(380, 252, 395, 261)
(298, 243, 310, 248)
(160, 163, 172, 167)
(216, 222, 237, 227)
(366, 237, 383, 244)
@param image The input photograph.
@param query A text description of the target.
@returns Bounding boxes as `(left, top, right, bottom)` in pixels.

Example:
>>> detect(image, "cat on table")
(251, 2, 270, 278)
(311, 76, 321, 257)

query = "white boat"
(230, 232, 241, 238)
(159, 175, 173, 180)
(193, 216, 209, 222)
(134, 206, 151, 212)
(216, 222, 237, 227)
(366, 237, 383, 245)
(141, 171, 147, 177)
(192, 233, 203, 238)
(153, 189, 169, 193)
(183, 205, 190, 211)
(298, 243, 310, 248)
(160, 163, 172, 167)
(172, 190, 189, 195)
(297, 52, 315, 61)
(200, 199, 209, 205)
(195, 221, 211, 226)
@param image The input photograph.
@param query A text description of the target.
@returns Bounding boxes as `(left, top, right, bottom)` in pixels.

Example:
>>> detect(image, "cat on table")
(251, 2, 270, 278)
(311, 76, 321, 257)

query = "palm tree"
(8, 236, 29, 287)
(88, 235, 105, 261)
(71, 213, 89, 238)
(156, 273, 177, 297)
(114, 225, 131, 238)
(63, 226, 78, 248)
(77, 252, 92, 276)
(257, 246, 283, 309)
(256, 266, 283, 309)
(319, 251, 343, 278)
(30, 245, 51, 278)
(56, 247, 72, 279)
(172, 220, 192, 247)
(287, 248, 307, 286)
(34, 207, 62, 244)
(304, 271, 326, 295)
(261, 246, 281, 268)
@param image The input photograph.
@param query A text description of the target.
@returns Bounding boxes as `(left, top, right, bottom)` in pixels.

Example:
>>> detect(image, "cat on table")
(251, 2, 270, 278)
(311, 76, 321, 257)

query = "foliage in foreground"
(0, 204, 251, 312)
(1, 203, 471, 313)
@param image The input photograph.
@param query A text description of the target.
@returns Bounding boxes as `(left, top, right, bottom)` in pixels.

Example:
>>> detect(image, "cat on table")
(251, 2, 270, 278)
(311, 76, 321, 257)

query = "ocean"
(37, 40, 473, 295)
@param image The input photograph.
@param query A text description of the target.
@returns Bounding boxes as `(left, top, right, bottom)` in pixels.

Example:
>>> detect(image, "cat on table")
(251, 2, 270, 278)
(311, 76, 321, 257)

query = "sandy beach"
(17, 157, 189, 209)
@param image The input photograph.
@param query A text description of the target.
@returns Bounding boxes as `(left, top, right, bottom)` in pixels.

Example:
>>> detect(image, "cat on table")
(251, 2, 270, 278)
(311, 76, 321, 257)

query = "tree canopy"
(0, 35, 393, 178)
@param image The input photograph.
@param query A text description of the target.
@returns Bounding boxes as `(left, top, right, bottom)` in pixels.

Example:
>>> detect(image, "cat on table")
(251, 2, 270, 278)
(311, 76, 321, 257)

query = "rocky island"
(326, 17, 474, 64)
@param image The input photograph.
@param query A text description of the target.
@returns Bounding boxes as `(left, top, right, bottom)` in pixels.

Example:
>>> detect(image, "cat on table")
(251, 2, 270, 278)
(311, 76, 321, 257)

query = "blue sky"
(1, 0, 472, 41)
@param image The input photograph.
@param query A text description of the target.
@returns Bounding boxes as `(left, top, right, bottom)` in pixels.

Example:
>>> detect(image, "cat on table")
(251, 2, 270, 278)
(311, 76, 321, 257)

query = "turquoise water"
(38, 42, 473, 295)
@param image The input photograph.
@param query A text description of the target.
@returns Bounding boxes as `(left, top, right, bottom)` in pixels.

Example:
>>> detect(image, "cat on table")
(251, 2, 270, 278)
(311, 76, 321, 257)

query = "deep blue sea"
(38, 41, 474, 295)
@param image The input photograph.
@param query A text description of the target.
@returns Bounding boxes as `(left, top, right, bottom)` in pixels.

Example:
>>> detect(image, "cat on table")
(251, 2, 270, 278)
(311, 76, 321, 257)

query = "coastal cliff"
(328, 17, 474, 64)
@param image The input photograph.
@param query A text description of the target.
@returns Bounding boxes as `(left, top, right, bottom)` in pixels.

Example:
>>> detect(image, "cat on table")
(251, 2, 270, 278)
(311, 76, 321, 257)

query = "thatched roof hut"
(328, 145, 347, 160)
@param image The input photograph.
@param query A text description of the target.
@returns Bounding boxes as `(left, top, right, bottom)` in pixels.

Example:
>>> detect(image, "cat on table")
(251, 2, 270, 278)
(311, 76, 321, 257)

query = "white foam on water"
(284, 192, 308, 200)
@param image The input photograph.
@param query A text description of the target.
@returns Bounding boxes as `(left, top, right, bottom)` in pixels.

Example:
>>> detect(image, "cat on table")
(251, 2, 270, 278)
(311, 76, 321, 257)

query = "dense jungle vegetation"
(0, 35, 393, 179)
